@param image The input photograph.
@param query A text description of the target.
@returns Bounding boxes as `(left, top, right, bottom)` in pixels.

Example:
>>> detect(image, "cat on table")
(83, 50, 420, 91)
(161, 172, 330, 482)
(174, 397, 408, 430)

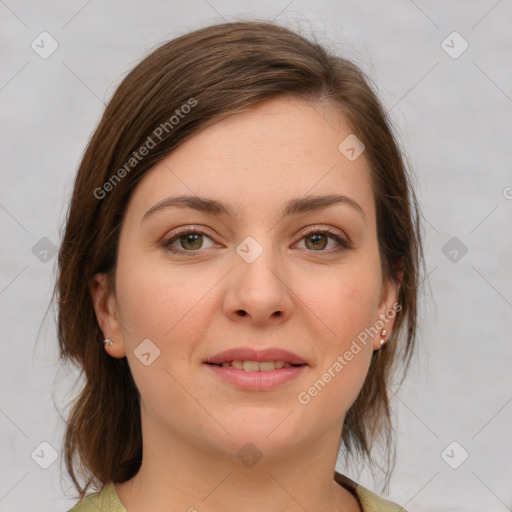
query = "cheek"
(114, 254, 216, 415)
(295, 263, 381, 414)
(303, 258, 382, 345)
(115, 246, 214, 342)
(114, 249, 225, 409)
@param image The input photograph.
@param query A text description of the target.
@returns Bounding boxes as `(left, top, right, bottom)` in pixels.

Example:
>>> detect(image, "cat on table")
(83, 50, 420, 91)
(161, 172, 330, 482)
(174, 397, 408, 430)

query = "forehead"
(125, 96, 375, 222)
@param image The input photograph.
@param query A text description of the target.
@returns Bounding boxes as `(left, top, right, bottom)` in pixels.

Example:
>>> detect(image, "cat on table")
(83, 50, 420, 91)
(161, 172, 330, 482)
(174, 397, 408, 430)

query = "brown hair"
(55, 19, 423, 499)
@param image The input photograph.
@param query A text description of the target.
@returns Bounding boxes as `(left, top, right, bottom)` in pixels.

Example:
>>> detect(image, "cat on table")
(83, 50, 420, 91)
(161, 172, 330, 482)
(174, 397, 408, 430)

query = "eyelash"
(161, 226, 351, 256)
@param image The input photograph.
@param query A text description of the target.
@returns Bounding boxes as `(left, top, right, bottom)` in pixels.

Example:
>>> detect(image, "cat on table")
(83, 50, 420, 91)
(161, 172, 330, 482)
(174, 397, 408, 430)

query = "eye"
(295, 226, 351, 252)
(162, 227, 216, 255)
(161, 226, 351, 256)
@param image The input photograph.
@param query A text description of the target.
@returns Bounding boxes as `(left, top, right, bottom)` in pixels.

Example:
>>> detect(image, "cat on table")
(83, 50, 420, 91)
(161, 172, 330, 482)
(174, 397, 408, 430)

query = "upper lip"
(205, 347, 307, 365)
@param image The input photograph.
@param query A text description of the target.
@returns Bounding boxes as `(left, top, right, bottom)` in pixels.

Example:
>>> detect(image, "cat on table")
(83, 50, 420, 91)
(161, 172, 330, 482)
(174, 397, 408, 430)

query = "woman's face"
(92, 95, 399, 460)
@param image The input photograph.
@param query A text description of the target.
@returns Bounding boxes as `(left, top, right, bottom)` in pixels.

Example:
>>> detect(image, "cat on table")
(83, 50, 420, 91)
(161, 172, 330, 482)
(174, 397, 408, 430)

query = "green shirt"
(68, 472, 407, 512)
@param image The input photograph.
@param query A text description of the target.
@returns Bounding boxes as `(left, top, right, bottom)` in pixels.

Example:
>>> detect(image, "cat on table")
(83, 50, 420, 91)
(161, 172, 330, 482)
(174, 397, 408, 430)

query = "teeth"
(221, 360, 293, 371)
(243, 361, 260, 372)
(259, 361, 275, 372)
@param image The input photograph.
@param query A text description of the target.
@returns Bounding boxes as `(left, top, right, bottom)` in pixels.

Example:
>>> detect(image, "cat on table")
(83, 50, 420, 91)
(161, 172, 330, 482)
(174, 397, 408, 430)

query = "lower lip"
(204, 364, 307, 391)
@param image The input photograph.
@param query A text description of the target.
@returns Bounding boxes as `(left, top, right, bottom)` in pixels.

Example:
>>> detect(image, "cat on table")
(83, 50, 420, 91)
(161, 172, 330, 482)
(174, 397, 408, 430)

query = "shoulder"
(67, 483, 126, 512)
(68, 475, 405, 512)
(335, 472, 408, 512)
(355, 485, 408, 512)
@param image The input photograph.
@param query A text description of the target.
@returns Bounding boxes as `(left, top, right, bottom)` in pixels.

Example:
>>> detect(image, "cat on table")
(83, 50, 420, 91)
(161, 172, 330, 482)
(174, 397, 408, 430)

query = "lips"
(204, 347, 307, 391)
(204, 347, 307, 366)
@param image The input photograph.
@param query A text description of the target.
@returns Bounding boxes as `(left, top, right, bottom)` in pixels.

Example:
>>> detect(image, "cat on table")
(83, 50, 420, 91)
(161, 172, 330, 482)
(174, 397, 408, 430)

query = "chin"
(214, 408, 312, 452)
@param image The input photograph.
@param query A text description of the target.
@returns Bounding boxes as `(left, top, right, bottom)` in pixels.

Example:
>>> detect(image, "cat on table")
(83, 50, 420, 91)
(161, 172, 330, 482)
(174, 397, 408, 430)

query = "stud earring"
(380, 329, 387, 346)
(103, 338, 114, 347)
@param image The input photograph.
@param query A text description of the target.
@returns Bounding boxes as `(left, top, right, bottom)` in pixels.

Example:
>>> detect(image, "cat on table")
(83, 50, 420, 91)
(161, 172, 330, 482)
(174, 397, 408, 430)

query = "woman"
(56, 19, 422, 512)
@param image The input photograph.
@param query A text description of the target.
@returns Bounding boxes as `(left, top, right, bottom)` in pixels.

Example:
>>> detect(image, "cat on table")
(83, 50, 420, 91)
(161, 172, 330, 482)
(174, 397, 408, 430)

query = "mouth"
(207, 360, 303, 371)
(204, 347, 307, 366)
(203, 347, 308, 391)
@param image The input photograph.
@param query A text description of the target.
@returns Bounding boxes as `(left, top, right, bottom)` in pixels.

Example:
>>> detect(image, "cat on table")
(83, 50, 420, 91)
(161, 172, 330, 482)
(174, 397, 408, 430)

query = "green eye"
(177, 232, 204, 251)
(162, 226, 350, 256)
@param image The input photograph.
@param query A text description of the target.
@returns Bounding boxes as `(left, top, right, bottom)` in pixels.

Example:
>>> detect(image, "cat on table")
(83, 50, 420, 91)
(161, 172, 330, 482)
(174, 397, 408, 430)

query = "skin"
(90, 95, 400, 512)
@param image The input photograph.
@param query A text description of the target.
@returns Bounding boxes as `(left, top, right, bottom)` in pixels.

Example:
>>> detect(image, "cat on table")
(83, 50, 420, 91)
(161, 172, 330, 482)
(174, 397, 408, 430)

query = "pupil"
(182, 233, 201, 249)
(178, 233, 329, 251)
(307, 234, 327, 250)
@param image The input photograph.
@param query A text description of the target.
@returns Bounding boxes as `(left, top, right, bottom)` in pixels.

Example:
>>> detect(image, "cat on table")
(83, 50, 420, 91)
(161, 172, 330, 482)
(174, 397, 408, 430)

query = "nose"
(222, 245, 293, 326)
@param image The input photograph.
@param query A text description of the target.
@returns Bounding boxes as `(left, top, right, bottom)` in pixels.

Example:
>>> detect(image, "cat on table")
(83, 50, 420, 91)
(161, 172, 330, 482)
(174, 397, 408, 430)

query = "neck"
(115, 418, 361, 512)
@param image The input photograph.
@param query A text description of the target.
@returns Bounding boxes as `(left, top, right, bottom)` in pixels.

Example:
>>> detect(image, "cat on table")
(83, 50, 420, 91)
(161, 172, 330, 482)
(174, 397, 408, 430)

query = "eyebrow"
(141, 193, 367, 224)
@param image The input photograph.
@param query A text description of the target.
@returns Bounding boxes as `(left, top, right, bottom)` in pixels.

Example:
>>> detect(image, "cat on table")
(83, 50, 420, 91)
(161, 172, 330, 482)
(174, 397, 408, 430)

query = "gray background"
(1, 1, 511, 511)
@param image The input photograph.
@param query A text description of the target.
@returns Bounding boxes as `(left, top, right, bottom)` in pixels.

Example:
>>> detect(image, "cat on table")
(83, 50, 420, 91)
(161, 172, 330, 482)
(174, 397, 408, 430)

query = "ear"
(89, 272, 127, 358)
(373, 269, 403, 351)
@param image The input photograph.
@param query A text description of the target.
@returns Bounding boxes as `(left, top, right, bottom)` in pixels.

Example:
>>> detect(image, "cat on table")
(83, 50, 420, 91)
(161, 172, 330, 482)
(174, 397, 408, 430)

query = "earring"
(380, 329, 387, 346)
(103, 338, 114, 347)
